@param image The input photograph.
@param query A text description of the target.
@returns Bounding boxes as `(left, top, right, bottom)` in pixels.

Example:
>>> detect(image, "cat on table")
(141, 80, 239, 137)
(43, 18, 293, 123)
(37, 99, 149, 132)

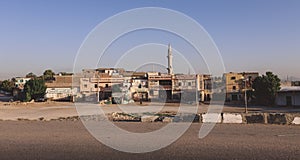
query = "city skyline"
(0, 0, 299, 80)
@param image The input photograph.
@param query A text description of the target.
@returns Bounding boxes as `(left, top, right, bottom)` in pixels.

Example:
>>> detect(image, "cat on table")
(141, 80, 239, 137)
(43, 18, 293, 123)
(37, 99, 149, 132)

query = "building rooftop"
(279, 86, 300, 92)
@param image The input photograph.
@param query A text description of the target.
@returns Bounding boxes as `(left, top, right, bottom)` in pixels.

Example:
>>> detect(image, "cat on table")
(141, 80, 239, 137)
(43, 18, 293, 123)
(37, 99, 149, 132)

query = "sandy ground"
(0, 121, 299, 160)
(0, 100, 300, 120)
(0, 101, 77, 120)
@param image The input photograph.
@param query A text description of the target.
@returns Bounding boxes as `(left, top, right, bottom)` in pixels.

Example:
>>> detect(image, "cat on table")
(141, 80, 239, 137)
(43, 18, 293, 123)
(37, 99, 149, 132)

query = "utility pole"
(242, 78, 248, 113)
(97, 72, 99, 103)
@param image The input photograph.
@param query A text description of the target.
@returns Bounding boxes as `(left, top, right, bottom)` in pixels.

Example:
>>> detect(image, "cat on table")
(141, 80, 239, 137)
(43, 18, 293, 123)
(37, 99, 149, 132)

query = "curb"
(0, 113, 299, 125)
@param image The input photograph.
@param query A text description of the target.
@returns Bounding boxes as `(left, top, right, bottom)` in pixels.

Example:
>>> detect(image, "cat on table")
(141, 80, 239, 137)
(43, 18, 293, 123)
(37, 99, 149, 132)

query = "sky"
(0, 0, 299, 80)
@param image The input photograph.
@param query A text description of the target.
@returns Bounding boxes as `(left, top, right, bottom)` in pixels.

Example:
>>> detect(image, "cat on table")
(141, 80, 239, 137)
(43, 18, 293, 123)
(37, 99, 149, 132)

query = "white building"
(14, 77, 31, 89)
(45, 75, 76, 101)
(276, 86, 300, 107)
(46, 88, 77, 101)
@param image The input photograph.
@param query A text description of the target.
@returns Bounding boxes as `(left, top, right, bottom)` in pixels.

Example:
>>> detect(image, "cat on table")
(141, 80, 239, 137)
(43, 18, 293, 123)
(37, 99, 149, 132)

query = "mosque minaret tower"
(167, 44, 173, 75)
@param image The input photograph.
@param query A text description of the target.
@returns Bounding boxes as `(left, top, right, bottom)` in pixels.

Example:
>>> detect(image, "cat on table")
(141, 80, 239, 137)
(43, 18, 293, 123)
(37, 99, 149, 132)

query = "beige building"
(224, 72, 258, 102)
(197, 74, 212, 102)
(79, 68, 125, 102)
(148, 72, 172, 100)
(130, 77, 148, 101)
(172, 74, 196, 101)
(45, 75, 76, 101)
(276, 86, 300, 107)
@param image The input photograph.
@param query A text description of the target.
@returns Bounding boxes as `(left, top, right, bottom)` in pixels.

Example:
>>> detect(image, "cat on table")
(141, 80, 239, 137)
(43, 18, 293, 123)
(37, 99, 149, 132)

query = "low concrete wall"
(223, 113, 243, 123)
(141, 116, 159, 122)
(242, 113, 265, 124)
(292, 117, 300, 125)
(1, 112, 299, 125)
(267, 113, 287, 125)
(173, 113, 200, 123)
(201, 113, 222, 123)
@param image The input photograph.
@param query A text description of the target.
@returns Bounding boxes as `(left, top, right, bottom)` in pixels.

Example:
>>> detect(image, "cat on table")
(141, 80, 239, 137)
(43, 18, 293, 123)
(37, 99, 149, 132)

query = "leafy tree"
(252, 72, 281, 106)
(22, 79, 46, 102)
(0, 79, 15, 93)
(58, 72, 73, 76)
(43, 69, 55, 81)
(26, 72, 37, 78)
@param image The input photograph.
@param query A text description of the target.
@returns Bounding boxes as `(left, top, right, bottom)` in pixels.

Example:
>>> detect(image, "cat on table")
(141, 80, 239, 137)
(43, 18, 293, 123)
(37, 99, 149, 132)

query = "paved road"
(0, 121, 299, 160)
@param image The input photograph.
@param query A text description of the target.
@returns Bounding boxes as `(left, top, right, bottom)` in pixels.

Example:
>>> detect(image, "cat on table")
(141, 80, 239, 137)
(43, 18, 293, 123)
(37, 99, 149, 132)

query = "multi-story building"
(148, 72, 172, 100)
(173, 74, 197, 101)
(45, 75, 76, 101)
(197, 74, 212, 102)
(79, 68, 125, 102)
(223, 72, 259, 102)
(130, 76, 148, 101)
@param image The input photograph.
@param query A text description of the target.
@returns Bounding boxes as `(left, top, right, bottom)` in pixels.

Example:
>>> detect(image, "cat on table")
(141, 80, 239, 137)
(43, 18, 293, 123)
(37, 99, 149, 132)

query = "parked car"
(35, 98, 46, 102)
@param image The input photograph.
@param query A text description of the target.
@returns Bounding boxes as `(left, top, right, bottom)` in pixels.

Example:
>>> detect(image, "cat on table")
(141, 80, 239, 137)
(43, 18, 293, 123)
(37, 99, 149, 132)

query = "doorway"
(286, 96, 292, 106)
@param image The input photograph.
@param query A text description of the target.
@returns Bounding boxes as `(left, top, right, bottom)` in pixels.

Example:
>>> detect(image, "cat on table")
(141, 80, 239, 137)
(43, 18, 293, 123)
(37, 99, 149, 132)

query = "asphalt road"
(0, 121, 299, 160)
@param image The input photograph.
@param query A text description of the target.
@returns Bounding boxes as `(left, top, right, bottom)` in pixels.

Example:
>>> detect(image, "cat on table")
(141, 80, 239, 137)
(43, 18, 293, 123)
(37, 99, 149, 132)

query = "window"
(188, 82, 192, 86)
(232, 94, 238, 101)
(150, 90, 154, 96)
(94, 84, 98, 88)
(105, 84, 109, 88)
(159, 80, 172, 85)
(84, 84, 87, 88)
(178, 82, 182, 86)
(231, 77, 236, 80)
(233, 86, 236, 90)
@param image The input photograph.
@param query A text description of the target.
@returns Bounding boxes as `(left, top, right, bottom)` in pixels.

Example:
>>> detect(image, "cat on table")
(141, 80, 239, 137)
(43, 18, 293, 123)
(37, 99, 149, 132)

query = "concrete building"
(224, 72, 259, 102)
(130, 76, 148, 101)
(45, 75, 76, 101)
(79, 68, 125, 102)
(148, 72, 172, 100)
(14, 77, 31, 90)
(197, 74, 212, 102)
(173, 74, 196, 101)
(292, 81, 300, 86)
(276, 86, 300, 107)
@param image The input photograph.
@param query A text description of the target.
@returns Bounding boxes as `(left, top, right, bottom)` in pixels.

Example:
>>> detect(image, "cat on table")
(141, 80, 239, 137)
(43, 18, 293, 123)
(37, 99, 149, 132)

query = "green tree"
(22, 79, 46, 102)
(252, 72, 281, 106)
(26, 72, 37, 78)
(43, 69, 55, 81)
(0, 79, 15, 93)
(58, 72, 73, 76)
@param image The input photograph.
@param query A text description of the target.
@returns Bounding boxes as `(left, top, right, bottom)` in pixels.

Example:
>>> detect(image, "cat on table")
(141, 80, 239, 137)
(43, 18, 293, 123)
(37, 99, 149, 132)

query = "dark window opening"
(232, 94, 238, 101)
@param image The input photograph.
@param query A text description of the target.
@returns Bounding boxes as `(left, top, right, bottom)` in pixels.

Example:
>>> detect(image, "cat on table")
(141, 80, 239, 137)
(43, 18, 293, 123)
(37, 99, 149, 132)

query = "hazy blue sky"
(0, 0, 299, 80)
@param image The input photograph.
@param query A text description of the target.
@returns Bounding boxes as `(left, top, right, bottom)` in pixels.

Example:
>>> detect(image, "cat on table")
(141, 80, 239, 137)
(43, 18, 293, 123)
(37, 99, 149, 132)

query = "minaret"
(167, 44, 173, 75)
